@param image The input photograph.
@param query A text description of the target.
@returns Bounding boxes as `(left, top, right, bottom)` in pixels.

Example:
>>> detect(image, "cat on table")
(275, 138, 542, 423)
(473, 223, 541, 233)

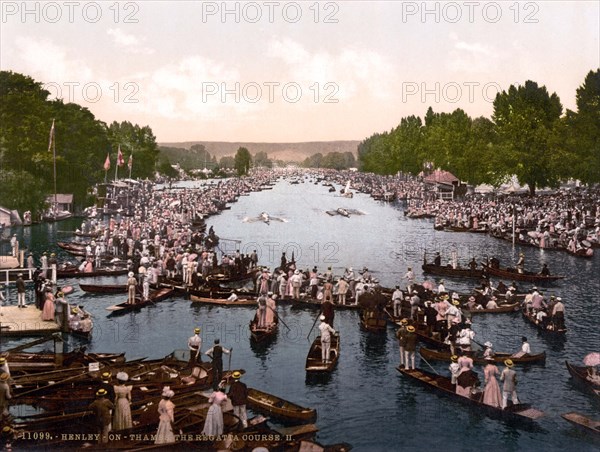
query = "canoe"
(419, 347, 546, 365)
(565, 361, 600, 391)
(422, 263, 484, 279)
(57, 267, 128, 278)
(462, 302, 520, 314)
(481, 263, 565, 283)
(561, 412, 600, 436)
(397, 367, 544, 426)
(359, 310, 387, 333)
(247, 387, 317, 423)
(291, 298, 361, 311)
(249, 314, 278, 342)
(106, 287, 174, 313)
(522, 310, 567, 336)
(79, 283, 127, 294)
(190, 294, 257, 306)
(305, 335, 340, 373)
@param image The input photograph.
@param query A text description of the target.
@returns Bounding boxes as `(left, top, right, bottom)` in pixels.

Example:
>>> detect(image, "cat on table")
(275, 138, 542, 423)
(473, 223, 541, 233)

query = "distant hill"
(158, 141, 360, 163)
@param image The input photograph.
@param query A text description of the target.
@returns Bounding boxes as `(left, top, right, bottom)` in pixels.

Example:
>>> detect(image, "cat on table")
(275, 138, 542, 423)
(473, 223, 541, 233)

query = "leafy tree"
(219, 156, 235, 169)
(0, 169, 47, 215)
(107, 121, 159, 179)
(234, 147, 251, 176)
(253, 151, 272, 168)
(492, 80, 563, 195)
(562, 69, 600, 184)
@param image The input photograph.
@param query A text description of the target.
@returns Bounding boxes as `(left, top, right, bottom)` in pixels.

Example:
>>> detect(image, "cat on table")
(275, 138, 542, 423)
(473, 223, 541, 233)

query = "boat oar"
(418, 351, 439, 375)
(268, 306, 290, 331)
(228, 348, 233, 372)
(306, 311, 321, 340)
(15, 370, 96, 398)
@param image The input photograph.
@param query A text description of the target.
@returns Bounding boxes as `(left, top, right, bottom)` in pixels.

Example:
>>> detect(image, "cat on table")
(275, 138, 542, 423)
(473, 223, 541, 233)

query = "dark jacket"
(228, 380, 248, 406)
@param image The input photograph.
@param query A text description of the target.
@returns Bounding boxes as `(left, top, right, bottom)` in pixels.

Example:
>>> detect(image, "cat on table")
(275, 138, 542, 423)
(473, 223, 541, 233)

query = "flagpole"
(52, 120, 57, 218)
(114, 145, 119, 181)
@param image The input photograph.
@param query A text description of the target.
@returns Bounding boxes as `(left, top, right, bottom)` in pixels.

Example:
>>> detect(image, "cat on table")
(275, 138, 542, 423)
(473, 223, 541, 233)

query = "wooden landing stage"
(0, 306, 60, 336)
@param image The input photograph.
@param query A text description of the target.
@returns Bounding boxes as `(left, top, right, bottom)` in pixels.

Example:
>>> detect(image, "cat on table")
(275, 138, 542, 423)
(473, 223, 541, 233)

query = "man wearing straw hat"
(228, 371, 248, 428)
(500, 359, 519, 409)
(88, 389, 114, 444)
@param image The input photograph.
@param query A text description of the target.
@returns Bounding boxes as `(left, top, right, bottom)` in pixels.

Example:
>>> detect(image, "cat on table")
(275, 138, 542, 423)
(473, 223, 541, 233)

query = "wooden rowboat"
(190, 294, 257, 306)
(359, 310, 387, 333)
(79, 283, 127, 294)
(419, 347, 546, 365)
(106, 287, 174, 313)
(422, 263, 484, 279)
(462, 301, 520, 314)
(305, 335, 340, 373)
(561, 412, 600, 436)
(247, 387, 317, 423)
(57, 266, 128, 278)
(481, 263, 564, 283)
(249, 314, 278, 342)
(565, 361, 600, 392)
(522, 310, 567, 336)
(397, 367, 544, 427)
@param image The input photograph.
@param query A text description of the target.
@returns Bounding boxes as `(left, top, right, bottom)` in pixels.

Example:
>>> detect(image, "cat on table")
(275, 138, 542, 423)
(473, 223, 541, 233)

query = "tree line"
(358, 70, 600, 195)
(0, 71, 166, 216)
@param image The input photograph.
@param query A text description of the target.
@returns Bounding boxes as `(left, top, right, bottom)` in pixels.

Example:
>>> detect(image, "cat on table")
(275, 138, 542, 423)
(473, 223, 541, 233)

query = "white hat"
(162, 386, 174, 398)
(128, 272, 134, 277)
(319, 315, 325, 321)
(116, 372, 129, 382)
(484, 341, 493, 348)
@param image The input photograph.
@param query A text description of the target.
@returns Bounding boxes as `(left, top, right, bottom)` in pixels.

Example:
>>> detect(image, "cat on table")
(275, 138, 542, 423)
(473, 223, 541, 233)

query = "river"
(2, 177, 599, 451)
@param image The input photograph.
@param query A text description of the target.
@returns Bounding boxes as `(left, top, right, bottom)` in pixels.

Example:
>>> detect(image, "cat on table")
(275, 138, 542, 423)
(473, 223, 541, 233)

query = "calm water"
(2, 178, 600, 451)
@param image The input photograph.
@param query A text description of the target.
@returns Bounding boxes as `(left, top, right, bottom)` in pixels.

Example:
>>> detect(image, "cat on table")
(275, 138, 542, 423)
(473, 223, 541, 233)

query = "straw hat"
(484, 341, 493, 348)
(400, 318, 408, 325)
(194, 327, 201, 334)
(504, 359, 514, 368)
(232, 371, 242, 380)
(96, 388, 107, 396)
(406, 326, 415, 332)
(451, 355, 458, 362)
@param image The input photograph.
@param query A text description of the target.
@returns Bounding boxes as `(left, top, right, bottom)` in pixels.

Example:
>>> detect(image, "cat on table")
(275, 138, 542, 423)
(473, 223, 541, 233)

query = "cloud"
(107, 28, 154, 55)
(447, 35, 498, 73)
(267, 37, 396, 101)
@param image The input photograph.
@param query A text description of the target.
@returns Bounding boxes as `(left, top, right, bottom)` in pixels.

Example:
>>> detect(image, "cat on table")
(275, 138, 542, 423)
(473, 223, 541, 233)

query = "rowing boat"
(565, 361, 600, 392)
(106, 287, 175, 313)
(359, 309, 387, 333)
(247, 387, 317, 423)
(249, 314, 278, 342)
(79, 283, 127, 294)
(481, 263, 565, 283)
(305, 335, 340, 373)
(419, 347, 546, 365)
(522, 310, 567, 336)
(561, 412, 600, 436)
(397, 367, 544, 426)
(190, 294, 257, 306)
(422, 263, 484, 279)
(462, 301, 520, 314)
(57, 266, 128, 278)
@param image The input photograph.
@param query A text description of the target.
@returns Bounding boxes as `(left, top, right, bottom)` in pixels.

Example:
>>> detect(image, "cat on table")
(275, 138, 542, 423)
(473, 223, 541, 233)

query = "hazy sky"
(1, 1, 598, 142)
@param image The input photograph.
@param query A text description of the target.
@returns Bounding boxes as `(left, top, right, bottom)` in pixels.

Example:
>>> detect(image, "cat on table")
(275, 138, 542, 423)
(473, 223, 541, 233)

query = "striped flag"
(117, 145, 125, 167)
(47, 119, 55, 152)
(128, 154, 133, 171)
(103, 153, 111, 171)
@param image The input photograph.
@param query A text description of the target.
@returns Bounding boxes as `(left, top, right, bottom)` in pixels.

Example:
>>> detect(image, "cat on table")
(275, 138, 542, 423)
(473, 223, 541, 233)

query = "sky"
(1, 1, 599, 143)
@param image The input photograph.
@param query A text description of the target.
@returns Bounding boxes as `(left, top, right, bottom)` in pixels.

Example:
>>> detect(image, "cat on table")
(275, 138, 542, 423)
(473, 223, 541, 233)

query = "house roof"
(423, 170, 459, 185)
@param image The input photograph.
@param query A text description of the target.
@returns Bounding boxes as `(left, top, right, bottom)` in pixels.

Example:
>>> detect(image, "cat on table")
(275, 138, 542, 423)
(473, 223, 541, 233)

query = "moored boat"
(397, 367, 544, 426)
(522, 310, 567, 336)
(79, 283, 127, 294)
(359, 309, 387, 333)
(462, 301, 520, 314)
(57, 266, 128, 279)
(419, 347, 546, 365)
(565, 361, 600, 392)
(247, 387, 317, 423)
(190, 294, 257, 306)
(305, 334, 340, 372)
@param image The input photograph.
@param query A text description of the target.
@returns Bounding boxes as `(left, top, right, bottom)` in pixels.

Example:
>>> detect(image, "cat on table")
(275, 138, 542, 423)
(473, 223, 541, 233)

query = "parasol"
(583, 352, 600, 367)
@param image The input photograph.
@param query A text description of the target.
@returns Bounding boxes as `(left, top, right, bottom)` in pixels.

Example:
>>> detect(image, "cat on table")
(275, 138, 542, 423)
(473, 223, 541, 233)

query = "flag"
(103, 153, 111, 171)
(117, 145, 125, 167)
(128, 154, 133, 171)
(47, 119, 55, 152)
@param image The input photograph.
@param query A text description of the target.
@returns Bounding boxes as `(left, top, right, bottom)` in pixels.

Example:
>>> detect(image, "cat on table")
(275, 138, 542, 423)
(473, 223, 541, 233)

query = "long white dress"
(154, 399, 175, 444)
(202, 391, 227, 436)
(113, 384, 132, 430)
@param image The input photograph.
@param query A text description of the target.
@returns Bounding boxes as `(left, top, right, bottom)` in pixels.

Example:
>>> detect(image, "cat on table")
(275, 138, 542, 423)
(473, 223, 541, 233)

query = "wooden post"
(19, 249, 24, 268)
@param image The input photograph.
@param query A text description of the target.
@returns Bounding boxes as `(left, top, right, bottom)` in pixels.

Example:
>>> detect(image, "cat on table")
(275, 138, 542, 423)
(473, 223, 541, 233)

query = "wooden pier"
(0, 306, 60, 336)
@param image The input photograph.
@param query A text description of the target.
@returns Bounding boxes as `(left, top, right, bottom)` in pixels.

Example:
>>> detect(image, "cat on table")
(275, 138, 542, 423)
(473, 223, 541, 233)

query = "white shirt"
(319, 322, 335, 341)
(521, 342, 531, 354)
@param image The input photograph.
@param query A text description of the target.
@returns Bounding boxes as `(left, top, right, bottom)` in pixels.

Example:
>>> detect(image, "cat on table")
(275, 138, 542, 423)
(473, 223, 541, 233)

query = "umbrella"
(583, 352, 600, 367)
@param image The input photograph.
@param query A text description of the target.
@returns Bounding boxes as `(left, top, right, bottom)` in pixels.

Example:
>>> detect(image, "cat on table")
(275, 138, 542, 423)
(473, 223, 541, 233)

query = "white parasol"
(583, 352, 600, 367)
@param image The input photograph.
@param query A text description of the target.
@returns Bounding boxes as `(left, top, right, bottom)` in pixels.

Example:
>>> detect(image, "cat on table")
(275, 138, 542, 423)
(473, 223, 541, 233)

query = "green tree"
(253, 151, 272, 168)
(562, 69, 600, 184)
(234, 147, 251, 175)
(0, 169, 47, 216)
(107, 121, 159, 179)
(219, 156, 235, 169)
(492, 80, 563, 195)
